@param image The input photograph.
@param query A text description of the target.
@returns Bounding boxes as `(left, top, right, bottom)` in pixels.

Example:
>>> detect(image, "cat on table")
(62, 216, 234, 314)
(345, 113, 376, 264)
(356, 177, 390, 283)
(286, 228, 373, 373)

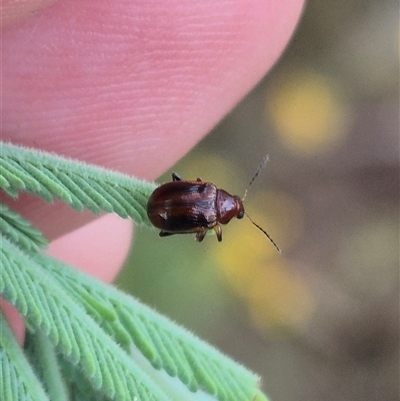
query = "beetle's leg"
(195, 228, 207, 242)
(213, 225, 222, 242)
(159, 231, 175, 237)
(172, 173, 182, 181)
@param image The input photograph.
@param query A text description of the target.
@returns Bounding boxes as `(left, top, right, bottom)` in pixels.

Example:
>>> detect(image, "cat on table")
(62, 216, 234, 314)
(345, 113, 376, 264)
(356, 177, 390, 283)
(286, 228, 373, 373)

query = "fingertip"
(47, 214, 134, 282)
(2, 0, 57, 29)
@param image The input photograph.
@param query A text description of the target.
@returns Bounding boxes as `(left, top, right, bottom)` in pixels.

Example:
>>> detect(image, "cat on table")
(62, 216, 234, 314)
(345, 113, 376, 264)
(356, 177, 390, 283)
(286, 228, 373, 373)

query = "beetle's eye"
(237, 210, 244, 219)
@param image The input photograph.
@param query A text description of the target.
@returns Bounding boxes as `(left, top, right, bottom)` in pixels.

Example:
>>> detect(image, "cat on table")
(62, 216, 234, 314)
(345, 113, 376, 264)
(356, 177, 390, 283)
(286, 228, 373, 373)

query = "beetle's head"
(217, 191, 244, 224)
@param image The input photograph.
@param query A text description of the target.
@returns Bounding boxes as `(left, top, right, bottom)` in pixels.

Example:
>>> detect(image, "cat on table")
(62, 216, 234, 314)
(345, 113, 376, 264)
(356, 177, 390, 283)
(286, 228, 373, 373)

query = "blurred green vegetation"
(116, 1, 399, 400)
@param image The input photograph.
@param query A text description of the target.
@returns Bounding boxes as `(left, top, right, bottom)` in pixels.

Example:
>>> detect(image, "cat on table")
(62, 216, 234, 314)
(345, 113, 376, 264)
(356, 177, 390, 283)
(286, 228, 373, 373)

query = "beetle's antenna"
(241, 155, 280, 252)
(245, 212, 281, 253)
(242, 155, 270, 202)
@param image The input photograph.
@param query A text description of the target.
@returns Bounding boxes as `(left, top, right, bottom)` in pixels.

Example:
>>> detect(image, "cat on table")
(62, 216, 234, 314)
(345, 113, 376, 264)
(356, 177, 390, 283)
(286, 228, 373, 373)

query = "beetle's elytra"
(146, 156, 281, 252)
(147, 173, 244, 242)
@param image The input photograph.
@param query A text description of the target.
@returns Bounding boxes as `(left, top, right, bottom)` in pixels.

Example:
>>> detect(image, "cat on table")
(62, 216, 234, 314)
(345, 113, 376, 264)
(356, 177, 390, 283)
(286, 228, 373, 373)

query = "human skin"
(1, 0, 305, 341)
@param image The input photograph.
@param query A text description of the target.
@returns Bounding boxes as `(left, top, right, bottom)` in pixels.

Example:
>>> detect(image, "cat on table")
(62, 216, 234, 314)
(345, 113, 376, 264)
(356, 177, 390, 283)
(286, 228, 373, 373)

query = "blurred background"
(117, 1, 399, 400)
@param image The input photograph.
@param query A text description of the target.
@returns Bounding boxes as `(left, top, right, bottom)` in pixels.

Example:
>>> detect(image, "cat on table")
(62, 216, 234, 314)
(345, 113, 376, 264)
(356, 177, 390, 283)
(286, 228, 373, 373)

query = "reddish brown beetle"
(147, 155, 281, 252)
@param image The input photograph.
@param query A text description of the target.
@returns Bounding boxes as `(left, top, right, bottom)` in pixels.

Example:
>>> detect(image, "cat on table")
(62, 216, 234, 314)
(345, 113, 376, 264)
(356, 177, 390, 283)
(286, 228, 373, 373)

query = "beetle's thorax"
(216, 189, 244, 224)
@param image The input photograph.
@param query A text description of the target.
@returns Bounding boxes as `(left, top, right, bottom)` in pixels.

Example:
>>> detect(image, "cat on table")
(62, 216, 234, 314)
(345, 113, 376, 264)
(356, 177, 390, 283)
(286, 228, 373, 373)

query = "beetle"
(147, 155, 281, 252)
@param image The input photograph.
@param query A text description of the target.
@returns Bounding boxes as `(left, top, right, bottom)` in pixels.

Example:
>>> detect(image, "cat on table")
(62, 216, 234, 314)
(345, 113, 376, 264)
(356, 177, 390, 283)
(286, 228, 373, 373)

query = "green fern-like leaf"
(0, 203, 48, 253)
(38, 253, 261, 401)
(0, 311, 50, 401)
(1, 237, 170, 401)
(0, 142, 156, 225)
(24, 330, 69, 401)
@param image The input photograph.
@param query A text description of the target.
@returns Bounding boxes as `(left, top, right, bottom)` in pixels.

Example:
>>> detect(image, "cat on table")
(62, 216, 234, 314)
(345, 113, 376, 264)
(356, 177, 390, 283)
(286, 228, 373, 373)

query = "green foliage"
(0, 312, 49, 401)
(0, 142, 156, 223)
(0, 204, 48, 253)
(0, 142, 267, 401)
